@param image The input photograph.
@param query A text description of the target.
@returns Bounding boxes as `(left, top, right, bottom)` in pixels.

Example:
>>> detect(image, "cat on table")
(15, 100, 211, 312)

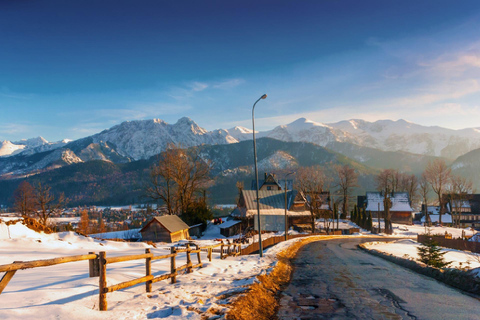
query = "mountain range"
(1, 117, 479, 178)
(1, 117, 479, 205)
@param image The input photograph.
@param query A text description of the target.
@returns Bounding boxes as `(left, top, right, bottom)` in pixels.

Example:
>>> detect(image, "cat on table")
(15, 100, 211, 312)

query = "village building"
(443, 194, 480, 228)
(219, 220, 243, 237)
(232, 189, 313, 231)
(140, 215, 190, 243)
(251, 173, 293, 191)
(358, 192, 413, 225)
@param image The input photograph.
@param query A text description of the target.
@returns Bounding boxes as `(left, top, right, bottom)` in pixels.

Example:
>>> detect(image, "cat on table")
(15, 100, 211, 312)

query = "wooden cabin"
(140, 215, 189, 243)
(359, 192, 413, 225)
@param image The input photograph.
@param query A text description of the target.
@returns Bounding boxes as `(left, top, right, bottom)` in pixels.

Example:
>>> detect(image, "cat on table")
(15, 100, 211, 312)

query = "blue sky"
(1, 0, 480, 141)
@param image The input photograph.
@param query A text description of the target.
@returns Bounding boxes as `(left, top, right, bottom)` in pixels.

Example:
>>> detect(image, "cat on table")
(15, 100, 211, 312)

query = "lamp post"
(252, 93, 267, 257)
(284, 171, 295, 241)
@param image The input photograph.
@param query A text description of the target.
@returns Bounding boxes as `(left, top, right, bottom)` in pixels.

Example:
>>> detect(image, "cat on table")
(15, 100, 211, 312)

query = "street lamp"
(252, 93, 267, 257)
(284, 171, 295, 241)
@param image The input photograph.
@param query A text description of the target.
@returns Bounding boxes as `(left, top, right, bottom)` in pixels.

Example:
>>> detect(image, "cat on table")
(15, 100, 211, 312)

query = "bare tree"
(376, 169, 395, 234)
(448, 175, 474, 227)
(424, 159, 451, 225)
(34, 183, 66, 226)
(13, 181, 36, 217)
(78, 208, 90, 234)
(146, 145, 211, 215)
(146, 146, 179, 215)
(399, 173, 419, 207)
(296, 166, 331, 233)
(418, 173, 431, 225)
(334, 164, 358, 220)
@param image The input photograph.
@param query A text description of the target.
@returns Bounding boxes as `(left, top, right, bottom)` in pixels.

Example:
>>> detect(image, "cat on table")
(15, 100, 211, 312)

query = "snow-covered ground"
(364, 239, 480, 275)
(372, 221, 477, 239)
(0, 221, 308, 320)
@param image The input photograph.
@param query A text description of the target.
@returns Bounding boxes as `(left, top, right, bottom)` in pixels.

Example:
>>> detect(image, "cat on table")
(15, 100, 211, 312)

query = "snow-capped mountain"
(0, 140, 25, 157)
(225, 117, 480, 158)
(327, 119, 480, 159)
(88, 117, 238, 160)
(3, 116, 480, 179)
(0, 137, 69, 157)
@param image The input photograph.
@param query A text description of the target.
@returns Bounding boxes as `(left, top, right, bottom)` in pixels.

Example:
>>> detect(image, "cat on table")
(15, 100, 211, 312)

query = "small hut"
(140, 215, 189, 242)
(219, 220, 242, 237)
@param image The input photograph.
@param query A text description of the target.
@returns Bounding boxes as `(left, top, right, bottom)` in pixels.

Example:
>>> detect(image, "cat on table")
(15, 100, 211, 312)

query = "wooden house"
(219, 220, 243, 237)
(140, 215, 190, 243)
(359, 192, 413, 224)
(232, 189, 311, 231)
(251, 173, 293, 191)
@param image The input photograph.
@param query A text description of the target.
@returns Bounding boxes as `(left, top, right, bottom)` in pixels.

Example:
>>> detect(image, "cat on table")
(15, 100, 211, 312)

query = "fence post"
(145, 248, 152, 293)
(99, 251, 107, 311)
(208, 247, 212, 261)
(89, 252, 99, 277)
(186, 243, 192, 273)
(220, 244, 224, 259)
(170, 247, 176, 284)
(195, 244, 202, 267)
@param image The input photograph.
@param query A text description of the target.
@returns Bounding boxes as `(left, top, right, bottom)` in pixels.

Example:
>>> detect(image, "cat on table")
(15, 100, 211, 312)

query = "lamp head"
(261, 94, 267, 99)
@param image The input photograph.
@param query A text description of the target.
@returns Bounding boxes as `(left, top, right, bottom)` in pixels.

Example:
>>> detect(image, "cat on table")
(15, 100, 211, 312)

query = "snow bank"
(0, 220, 304, 319)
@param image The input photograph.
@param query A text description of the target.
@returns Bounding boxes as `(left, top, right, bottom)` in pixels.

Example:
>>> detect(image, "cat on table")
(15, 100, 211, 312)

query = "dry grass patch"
(227, 236, 335, 320)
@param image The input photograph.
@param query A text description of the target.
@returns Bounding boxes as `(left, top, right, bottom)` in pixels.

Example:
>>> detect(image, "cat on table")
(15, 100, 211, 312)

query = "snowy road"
(277, 238, 480, 320)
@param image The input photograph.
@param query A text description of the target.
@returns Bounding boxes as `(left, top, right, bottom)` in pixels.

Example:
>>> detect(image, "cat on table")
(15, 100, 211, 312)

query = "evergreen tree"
(367, 211, 373, 231)
(361, 207, 367, 229)
(417, 237, 451, 268)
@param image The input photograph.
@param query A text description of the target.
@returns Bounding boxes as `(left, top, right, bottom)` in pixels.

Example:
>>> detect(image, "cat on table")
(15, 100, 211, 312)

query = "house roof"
(219, 220, 242, 229)
(233, 189, 310, 217)
(242, 189, 297, 211)
(140, 215, 189, 234)
(364, 192, 413, 212)
(251, 179, 294, 190)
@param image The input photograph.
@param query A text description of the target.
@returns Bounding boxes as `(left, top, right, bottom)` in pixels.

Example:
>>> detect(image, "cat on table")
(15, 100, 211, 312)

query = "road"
(277, 238, 480, 320)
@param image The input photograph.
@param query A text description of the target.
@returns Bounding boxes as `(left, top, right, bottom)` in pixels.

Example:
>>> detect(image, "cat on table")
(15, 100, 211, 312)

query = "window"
(267, 186, 271, 190)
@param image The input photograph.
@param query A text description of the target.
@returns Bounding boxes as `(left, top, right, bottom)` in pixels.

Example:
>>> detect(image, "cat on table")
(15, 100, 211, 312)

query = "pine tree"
(417, 237, 451, 268)
(361, 207, 367, 228)
(367, 211, 373, 231)
(355, 205, 361, 226)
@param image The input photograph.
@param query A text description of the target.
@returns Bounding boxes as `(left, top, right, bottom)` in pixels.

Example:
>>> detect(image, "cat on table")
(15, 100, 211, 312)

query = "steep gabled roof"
(140, 215, 189, 233)
(233, 189, 309, 217)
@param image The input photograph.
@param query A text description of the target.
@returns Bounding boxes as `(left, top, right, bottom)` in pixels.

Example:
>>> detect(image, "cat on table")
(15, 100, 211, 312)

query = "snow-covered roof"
(218, 220, 242, 229)
(365, 192, 413, 212)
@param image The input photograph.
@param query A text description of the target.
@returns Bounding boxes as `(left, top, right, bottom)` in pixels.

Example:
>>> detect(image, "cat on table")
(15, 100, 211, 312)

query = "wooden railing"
(0, 242, 226, 311)
(0, 233, 346, 310)
(417, 234, 480, 253)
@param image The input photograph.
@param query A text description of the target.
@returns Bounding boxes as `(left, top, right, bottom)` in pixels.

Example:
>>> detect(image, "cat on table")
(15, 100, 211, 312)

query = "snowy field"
(0, 221, 309, 320)
(364, 239, 480, 274)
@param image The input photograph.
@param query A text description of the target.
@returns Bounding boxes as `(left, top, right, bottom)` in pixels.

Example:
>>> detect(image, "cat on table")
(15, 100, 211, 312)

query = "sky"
(1, 0, 480, 142)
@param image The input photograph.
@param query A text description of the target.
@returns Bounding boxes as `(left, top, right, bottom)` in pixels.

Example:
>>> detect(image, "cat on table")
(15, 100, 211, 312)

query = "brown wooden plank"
(105, 253, 153, 264)
(104, 275, 154, 293)
(0, 254, 98, 272)
(99, 252, 107, 311)
(151, 253, 176, 261)
(0, 270, 17, 294)
(151, 273, 175, 283)
(177, 264, 188, 271)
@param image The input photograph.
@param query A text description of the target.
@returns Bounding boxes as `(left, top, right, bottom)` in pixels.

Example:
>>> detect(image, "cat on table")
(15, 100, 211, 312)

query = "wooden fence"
(0, 242, 223, 311)
(417, 235, 480, 253)
(0, 232, 346, 310)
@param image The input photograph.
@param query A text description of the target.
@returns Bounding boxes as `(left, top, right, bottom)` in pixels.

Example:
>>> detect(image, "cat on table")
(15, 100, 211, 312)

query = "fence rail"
(0, 232, 345, 309)
(417, 235, 480, 253)
(0, 242, 221, 310)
